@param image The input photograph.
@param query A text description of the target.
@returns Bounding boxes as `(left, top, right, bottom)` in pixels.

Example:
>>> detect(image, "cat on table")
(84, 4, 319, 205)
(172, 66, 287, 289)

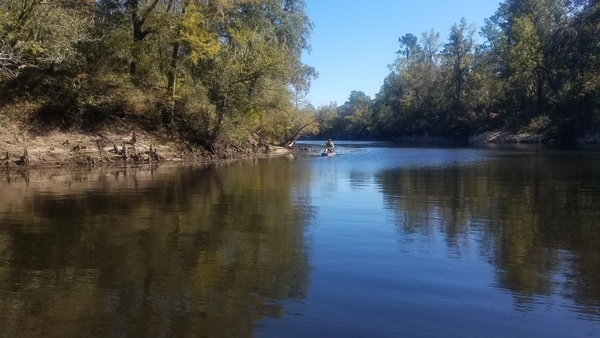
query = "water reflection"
(2, 146, 600, 337)
(0, 162, 313, 337)
(377, 151, 600, 318)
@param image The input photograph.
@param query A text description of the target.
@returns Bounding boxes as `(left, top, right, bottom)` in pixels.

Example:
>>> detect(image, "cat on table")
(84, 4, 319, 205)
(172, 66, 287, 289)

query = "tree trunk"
(167, 41, 181, 95)
(128, 0, 160, 75)
(167, 1, 187, 96)
(284, 120, 316, 147)
(535, 67, 543, 115)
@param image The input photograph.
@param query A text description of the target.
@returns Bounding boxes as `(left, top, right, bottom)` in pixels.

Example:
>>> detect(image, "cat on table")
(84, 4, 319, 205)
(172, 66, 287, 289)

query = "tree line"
(0, 0, 317, 152)
(317, 0, 599, 143)
(1, 0, 598, 150)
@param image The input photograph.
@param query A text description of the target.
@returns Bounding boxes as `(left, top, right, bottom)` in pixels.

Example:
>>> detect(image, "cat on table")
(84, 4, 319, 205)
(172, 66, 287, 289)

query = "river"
(1, 141, 599, 337)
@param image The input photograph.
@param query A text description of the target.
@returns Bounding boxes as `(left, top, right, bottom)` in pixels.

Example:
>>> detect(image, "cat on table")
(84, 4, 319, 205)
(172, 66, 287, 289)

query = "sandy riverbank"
(469, 130, 600, 145)
(0, 121, 291, 169)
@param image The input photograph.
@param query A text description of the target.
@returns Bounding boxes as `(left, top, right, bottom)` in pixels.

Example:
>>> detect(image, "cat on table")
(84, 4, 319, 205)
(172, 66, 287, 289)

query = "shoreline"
(3, 121, 599, 171)
(468, 130, 600, 146)
(0, 122, 292, 170)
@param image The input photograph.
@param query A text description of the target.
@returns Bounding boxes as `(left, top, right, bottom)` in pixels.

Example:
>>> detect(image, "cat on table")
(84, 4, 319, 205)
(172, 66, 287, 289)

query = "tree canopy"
(319, 0, 599, 143)
(1, 0, 598, 148)
(0, 0, 316, 152)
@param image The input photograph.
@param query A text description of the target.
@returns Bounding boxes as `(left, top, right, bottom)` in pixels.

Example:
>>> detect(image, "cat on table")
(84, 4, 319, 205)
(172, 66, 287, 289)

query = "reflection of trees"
(377, 153, 600, 317)
(0, 161, 313, 337)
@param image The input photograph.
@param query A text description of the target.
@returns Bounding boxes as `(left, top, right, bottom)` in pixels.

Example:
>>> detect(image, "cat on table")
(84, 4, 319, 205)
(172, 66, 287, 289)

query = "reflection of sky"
(258, 144, 600, 337)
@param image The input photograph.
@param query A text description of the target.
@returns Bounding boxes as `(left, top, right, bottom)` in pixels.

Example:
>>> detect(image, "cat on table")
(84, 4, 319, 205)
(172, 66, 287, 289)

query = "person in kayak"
(325, 139, 335, 154)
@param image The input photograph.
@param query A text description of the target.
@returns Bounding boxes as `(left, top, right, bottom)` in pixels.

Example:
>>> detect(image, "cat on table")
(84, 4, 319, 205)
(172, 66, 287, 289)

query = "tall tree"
(338, 90, 373, 139)
(0, 0, 92, 77)
(442, 18, 475, 120)
(372, 72, 404, 139)
(548, 0, 600, 132)
(166, 0, 220, 97)
(482, 0, 571, 125)
(192, 0, 314, 150)
(397, 33, 420, 62)
(126, 0, 162, 75)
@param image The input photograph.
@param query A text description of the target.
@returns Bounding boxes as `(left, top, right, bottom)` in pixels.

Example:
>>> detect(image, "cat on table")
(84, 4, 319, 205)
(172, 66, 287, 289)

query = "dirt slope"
(0, 121, 190, 168)
(0, 121, 292, 169)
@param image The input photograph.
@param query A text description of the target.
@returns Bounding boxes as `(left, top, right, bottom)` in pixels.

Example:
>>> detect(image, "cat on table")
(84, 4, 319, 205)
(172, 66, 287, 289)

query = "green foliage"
(2, 0, 597, 146)
(397, 33, 420, 61)
(330, 0, 600, 142)
(0, 0, 91, 79)
(315, 103, 339, 136)
(316, 91, 374, 139)
(0, 0, 315, 151)
(0, 68, 167, 132)
(339, 91, 373, 139)
(524, 115, 551, 133)
(0, 70, 90, 130)
(187, 0, 315, 148)
(177, 3, 220, 65)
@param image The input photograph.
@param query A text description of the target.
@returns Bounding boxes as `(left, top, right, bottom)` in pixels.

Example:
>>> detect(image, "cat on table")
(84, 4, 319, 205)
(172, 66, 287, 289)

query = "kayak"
(321, 149, 335, 157)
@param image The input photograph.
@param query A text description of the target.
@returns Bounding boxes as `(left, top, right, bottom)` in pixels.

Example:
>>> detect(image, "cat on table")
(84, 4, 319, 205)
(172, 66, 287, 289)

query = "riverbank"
(469, 130, 600, 146)
(0, 121, 291, 169)
(468, 131, 547, 144)
(4, 120, 599, 170)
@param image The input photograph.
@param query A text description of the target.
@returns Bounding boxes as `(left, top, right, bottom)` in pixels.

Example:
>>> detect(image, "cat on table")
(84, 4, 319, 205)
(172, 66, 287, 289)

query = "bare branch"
(0, 39, 34, 79)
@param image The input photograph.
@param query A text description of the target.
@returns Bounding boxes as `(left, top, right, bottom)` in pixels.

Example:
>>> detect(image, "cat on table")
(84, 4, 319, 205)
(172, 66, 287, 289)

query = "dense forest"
(319, 0, 599, 144)
(0, 0, 317, 152)
(0, 0, 598, 153)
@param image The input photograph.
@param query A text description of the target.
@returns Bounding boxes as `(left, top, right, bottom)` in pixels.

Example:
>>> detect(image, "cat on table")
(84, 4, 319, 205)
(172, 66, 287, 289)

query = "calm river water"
(1, 141, 600, 337)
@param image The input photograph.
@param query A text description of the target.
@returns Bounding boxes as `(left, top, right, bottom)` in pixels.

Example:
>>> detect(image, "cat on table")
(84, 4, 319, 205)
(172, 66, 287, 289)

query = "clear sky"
(301, 0, 502, 107)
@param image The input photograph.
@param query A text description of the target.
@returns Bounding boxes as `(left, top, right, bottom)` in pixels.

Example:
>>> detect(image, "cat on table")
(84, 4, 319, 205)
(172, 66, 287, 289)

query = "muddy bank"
(468, 131, 547, 144)
(0, 122, 291, 169)
(469, 130, 600, 146)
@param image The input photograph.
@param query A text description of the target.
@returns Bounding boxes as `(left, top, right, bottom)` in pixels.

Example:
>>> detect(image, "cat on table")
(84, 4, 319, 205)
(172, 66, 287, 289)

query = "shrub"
(524, 115, 551, 133)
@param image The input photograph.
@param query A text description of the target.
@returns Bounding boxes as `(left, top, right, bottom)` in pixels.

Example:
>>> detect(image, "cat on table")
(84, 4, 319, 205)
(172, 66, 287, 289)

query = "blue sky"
(301, 0, 502, 107)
